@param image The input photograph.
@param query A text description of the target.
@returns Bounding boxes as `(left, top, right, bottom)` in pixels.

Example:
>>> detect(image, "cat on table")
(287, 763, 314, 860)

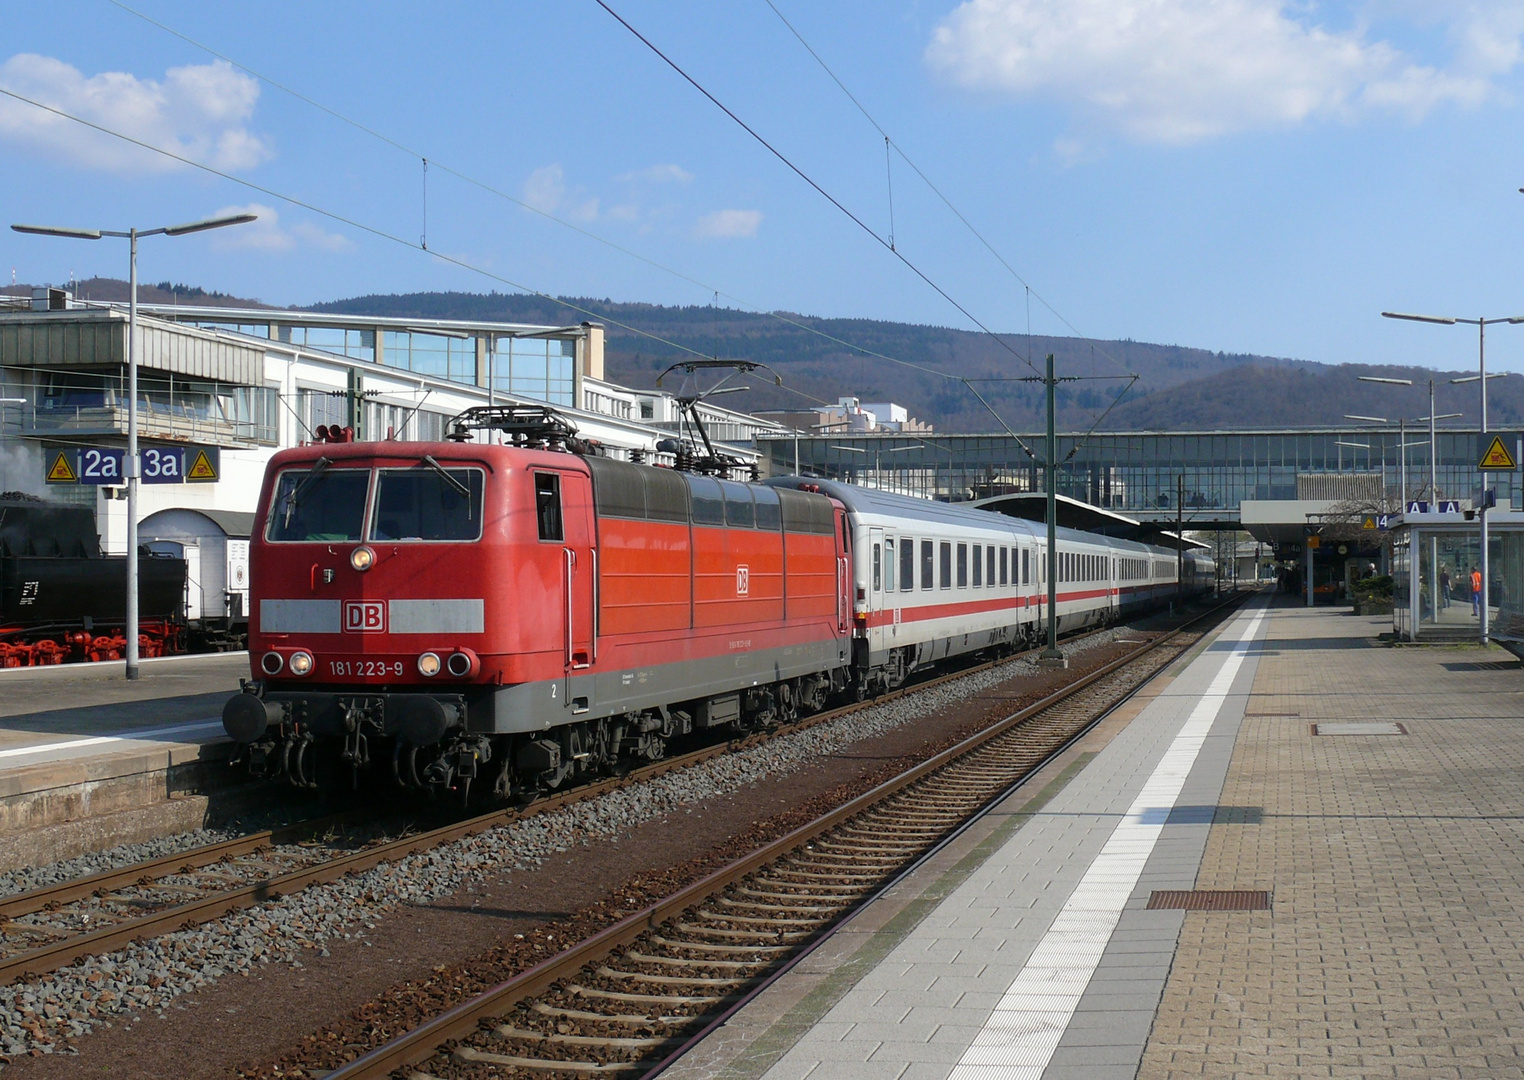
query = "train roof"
(765, 477, 1174, 554)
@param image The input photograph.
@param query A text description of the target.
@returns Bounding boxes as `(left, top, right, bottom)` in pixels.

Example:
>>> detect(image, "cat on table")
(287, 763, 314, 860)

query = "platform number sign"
(43, 445, 219, 486)
(735, 565, 750, 597)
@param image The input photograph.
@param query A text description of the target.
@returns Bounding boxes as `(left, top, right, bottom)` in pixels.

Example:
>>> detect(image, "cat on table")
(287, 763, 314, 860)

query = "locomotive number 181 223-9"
(328, 660, 407, 678)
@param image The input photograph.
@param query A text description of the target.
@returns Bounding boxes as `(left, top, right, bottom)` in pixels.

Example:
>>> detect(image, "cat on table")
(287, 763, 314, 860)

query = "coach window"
(535, 473, 563, 541)
(921, 540, 934, 590)
(971, 544, 982, 587)
(940, 542, 952, 589)
(913, 539, 926, 590)
(884, 539, 895, 592)
(987, 545, 996, 587)
(955, 543, 967, 588)
(1022, 548, 1029, 585)
(873, 543, 882, 591)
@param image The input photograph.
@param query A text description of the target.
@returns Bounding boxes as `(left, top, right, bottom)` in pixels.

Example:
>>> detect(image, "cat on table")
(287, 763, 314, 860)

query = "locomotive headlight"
(288, 650, 314, 676)
(417, 651, 442, 677)
(350, 545, 375, 571)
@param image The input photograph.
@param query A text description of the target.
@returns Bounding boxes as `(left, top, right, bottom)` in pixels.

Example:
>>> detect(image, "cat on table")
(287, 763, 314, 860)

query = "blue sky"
(5, 0, 1524, 378)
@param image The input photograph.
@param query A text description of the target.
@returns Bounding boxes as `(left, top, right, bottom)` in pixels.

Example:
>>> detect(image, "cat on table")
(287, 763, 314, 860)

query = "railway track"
(0, 611, 1176, 988)
(321, 591, 1250, 1080)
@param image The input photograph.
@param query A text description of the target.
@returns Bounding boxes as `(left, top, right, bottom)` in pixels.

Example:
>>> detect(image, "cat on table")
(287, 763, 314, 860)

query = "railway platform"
(0, 653, 249, 872)
(668, 592, 1524, 1080)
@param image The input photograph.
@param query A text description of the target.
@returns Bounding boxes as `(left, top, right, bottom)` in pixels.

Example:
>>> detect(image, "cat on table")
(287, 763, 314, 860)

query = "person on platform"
(1440, 565, 1452, 610)
(1471, 565, 1483, 617)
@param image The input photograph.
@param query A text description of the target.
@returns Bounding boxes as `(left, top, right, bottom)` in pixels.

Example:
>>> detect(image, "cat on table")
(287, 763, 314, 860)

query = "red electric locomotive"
(222, 408, 852, 798)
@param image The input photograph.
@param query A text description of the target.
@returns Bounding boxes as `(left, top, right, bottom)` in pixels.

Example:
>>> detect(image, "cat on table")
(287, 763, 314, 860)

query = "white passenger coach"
(768, 479, 1213, 695)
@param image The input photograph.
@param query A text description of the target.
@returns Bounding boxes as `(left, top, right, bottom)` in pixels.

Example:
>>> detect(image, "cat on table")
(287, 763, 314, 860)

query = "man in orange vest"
(1471, 566, 1483, 617)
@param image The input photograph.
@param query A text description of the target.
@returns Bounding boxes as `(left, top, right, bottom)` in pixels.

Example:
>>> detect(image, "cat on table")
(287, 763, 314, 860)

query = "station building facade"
(761, 429, 1513, 529)
(0, 295, 782, 554)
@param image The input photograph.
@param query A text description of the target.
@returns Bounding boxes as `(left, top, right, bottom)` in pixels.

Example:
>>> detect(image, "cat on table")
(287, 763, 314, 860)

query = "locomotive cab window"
(371, 465, 484, 542)
(268, 466, 370, 542)
(535, 473, 563, 541)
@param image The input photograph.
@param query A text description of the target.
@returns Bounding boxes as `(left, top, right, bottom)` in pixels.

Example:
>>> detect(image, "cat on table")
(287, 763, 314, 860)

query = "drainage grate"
(1147, 889, 1270, 911)
(1312, 721, 1406, 736)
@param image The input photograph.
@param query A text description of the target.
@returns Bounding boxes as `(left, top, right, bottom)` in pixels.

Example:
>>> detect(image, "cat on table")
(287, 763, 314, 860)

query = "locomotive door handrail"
(564, 548, 591, 670)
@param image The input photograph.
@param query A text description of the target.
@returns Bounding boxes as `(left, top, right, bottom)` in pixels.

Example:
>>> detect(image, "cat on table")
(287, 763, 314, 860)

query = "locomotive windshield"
(267, 467, 369, 542)
(371, 466, 483, 541)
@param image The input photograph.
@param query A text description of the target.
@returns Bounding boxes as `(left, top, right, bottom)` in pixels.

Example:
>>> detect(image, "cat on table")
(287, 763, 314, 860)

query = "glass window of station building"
(763, 430, 1518, 521)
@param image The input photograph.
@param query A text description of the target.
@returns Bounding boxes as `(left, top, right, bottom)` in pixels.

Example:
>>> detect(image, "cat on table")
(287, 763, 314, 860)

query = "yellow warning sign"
(1362, 516, 1378, 530)
(186, 449, 219, 482)
(45, 451, 77, 484)
(1478, 435, 1518, 470)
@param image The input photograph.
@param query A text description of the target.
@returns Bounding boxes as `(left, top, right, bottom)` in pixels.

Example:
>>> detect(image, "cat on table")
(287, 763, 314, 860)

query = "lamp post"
(11, 213, 256, 679)
(1382, 311, 1523, 646)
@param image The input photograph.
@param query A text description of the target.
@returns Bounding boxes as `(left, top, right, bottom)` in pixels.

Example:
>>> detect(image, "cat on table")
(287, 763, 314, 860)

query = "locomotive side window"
(940, 542, 952, 589)
(371, 466, 483, 542)
(688, 476, 724, 525)
(535, 473, 563, 541)
(720, 480, 755, 528)
(752, 486, 781, 531)
(267, 466, 370, 542)
(971, 544, 982, 587)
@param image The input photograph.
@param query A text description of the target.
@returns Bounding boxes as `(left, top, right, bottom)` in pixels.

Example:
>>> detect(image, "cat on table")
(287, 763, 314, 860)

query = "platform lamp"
(10, 212, 256, 679)
(1381, 312, 1524, 646)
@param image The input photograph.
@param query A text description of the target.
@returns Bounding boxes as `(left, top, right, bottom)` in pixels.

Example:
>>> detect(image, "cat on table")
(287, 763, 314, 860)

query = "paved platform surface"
(0, 652, 245, 772)
(669, 594, 1524, 1080)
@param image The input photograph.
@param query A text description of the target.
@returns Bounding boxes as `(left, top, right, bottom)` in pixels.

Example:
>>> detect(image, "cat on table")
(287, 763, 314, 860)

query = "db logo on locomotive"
(343, 600, 386, 633)
(735, 565, 749, 596)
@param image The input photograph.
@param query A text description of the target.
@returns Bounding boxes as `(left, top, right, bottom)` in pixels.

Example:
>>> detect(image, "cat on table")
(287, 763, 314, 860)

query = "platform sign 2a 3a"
(43, 445, 220, 485)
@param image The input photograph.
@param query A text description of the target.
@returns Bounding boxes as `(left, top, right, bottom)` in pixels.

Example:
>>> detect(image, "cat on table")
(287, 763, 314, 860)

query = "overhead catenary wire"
(591, 0, 1043, 391)
(96, 0, 1034, 420)
(759, 0, 1134, 383)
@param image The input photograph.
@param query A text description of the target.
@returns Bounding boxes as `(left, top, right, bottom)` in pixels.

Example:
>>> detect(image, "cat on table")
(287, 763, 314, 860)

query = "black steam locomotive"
(0, 493, 187, 666)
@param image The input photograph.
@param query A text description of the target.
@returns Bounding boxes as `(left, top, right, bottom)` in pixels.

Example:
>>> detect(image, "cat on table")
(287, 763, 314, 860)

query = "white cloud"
(694, 209, 763, 239)
(207, 204, 350, 253)
(618, 163, 695, 184)
(0, 54, 271, 172)
(926, 1, 1512, 145)
(522, 164, 599, 221)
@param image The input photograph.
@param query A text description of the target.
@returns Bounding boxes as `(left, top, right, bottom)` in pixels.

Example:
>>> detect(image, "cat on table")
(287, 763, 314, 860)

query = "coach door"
(540, 469, 596, 713)
(868, 527, 885, 646)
